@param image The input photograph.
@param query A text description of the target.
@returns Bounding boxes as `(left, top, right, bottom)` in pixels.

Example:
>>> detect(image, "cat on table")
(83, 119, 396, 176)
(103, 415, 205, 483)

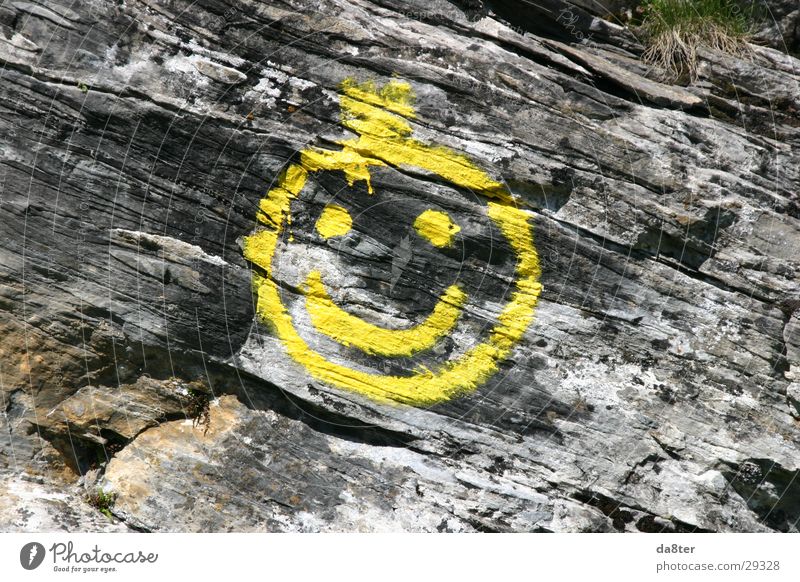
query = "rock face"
(755, 0, 800, 54)
(0, 0, 798, 532)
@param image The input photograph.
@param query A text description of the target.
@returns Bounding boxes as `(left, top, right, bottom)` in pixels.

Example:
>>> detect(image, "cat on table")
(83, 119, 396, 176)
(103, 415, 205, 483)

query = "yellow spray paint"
(243, 78, 542, 406)
(304, 271, 467, 357)
(413, 209, 461, 248)
(315, 204, 353, 239)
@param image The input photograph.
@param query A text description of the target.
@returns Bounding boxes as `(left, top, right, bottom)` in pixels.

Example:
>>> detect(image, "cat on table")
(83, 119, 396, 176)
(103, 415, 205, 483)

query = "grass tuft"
(640, 0, 758, 80)
(86, 489, 117, 520)
(186, 384, 212, 436)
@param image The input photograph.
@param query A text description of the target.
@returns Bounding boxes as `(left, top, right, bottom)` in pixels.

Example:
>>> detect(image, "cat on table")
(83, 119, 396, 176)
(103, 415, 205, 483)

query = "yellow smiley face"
(243, 78, 543, 406)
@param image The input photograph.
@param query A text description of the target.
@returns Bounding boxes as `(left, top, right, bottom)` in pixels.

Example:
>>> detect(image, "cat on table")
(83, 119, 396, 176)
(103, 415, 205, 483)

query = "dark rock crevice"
(720, 459, 800, 532)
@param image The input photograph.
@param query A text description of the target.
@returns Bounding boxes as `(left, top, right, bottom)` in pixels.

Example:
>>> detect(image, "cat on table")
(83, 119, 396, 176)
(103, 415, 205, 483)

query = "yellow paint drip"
(304, 271, 467, 356)
(243, 77, 543, 406)
(296, 82, 510, 200)
(340, 78, 416, 118)
(340, 96, 414, 138)
(315, 204, 352, 239)
(300, 148, 383, 194)
(414, 209, 460, 248)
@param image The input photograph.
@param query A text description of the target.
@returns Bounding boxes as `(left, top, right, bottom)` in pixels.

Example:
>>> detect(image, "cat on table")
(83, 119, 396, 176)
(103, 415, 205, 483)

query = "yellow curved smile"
(243, 78, 543, 406)
(305, 270, 467, 357)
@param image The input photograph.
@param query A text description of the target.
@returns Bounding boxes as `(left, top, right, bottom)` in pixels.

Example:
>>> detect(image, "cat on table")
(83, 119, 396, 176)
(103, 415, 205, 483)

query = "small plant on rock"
(86, 489, 116, 519)
(640, 0, 758, 80)
(186, 383, 212, 436)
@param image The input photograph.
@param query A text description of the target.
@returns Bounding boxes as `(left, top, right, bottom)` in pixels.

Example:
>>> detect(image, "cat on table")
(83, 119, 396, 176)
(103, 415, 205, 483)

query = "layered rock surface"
(0, 0, 798, 532)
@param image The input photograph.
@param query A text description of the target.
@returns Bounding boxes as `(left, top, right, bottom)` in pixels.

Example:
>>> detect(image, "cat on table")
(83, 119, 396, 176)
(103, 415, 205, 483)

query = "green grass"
(86, 489, 117, 520)
(640, 0, 758, 79)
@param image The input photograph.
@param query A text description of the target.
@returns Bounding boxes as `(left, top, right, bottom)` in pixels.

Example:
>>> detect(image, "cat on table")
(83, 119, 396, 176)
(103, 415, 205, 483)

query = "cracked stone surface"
(0, 0, 798, 532)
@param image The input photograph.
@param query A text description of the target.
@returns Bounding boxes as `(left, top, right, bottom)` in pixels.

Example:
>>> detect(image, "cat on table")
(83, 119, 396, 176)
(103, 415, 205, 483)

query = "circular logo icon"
(244, 78, 543, 406)
(20, 542, 46, 570)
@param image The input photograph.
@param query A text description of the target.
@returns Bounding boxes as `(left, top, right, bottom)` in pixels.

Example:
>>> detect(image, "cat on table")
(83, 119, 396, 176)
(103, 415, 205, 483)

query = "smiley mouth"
(303, 270, 467, 357)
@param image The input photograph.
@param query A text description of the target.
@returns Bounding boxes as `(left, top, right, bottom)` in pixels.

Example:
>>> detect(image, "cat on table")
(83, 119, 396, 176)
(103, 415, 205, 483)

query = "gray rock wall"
(0, 0, 798, 532)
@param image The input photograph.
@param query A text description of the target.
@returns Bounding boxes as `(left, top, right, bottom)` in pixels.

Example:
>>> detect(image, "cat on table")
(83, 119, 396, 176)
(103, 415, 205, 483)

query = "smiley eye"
(413, 209, 460, 248)
(316, 204, 353, 239)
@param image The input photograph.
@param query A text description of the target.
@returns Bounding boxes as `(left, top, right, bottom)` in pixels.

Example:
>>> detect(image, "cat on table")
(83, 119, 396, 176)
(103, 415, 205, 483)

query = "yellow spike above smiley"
(243, 78, 543, 407)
